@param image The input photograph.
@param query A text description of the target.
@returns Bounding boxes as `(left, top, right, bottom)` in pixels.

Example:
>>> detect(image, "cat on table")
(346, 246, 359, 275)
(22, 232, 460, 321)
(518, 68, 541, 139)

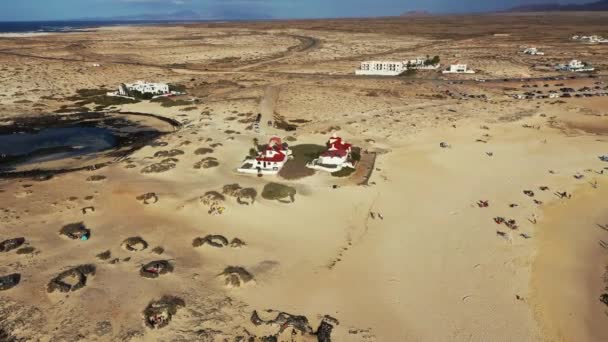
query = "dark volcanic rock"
(47, 264, 96, 293)
(0, 238, 25, 253)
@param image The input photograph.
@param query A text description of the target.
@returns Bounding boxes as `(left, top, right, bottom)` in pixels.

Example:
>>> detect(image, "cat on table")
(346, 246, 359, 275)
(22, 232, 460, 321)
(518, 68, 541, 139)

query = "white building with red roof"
(237, 137, 292, 175)
(307, 134, 355, 172)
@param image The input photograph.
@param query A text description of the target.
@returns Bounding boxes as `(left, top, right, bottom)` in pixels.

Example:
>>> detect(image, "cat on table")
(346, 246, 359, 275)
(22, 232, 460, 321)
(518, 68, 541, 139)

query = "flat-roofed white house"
(355, 61, 407, 76)
(237, 137, 292, 175)
(442, 64, 475, 74)
(523, 47, 545, 56)
(556, 59, 595, 72)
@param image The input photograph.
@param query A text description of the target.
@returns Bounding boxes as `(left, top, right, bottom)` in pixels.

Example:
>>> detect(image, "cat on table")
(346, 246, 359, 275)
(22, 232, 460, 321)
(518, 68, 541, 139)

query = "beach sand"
(1, 16, 608, 341)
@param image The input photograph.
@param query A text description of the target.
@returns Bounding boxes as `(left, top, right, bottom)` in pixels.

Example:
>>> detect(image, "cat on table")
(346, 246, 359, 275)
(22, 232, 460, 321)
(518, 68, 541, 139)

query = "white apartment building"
(118, 81, 170, 96)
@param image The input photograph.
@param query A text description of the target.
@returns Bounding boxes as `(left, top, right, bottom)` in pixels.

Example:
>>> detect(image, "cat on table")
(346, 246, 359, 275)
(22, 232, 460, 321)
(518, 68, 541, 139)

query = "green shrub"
(261, 183, 296, 202)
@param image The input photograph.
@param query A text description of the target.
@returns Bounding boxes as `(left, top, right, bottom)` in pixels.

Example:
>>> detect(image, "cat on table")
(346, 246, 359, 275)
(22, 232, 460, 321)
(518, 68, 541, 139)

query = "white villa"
(237, 137, 292, 175)
(355, 57, 440, 76)
(306, 135, 355, 172)
(118, 81, 170, 96)
(556, 59, 595, 72)
(523, 47, 545, 56)
(442, 64, 475, 74)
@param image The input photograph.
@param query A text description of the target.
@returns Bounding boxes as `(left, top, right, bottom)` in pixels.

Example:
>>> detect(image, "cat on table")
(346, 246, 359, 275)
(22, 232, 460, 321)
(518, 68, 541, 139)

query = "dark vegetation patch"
(141, 161, 176, 174)
(15, 246, 35, 255)
(0, 238, 25, 253)
(59, 222, 91, 240)
(47, 264, 96, 293)
(331, 167, 356, 178)
(122, 237, 148, 252)
(278, 144, 325, 180)
(150, 97, 193, 107)
(194, 147, 214, 155)
(64, 88, 139, 111)
(152, 246, 164, 254)
(222, 183, 257, 204)
(154, 149, 184, 158)
(140, 260, 174, 279)
(193, 157, 219, 169)
(143, 296, 185, 329)
(261, 183, 296, 203)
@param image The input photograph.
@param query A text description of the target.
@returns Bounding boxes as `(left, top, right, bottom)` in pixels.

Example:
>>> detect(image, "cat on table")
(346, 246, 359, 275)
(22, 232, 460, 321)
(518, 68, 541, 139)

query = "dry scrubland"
(1, 13, 608, 341)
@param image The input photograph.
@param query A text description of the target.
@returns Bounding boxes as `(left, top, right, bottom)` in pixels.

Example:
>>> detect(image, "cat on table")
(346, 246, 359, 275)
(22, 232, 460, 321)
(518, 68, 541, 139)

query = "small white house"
(356, 61, 407, 76)
(118, 81, 170, 96)
(306, 135, 355, 172)
(523, 47, 545, 56)
(556, 60, 595, 72)
(442, 64, 475, 74)
(237, 137, 292, 175)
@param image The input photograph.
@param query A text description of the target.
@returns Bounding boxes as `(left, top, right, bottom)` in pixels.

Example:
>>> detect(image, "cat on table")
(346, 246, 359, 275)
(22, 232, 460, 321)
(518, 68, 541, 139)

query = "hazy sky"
(0, 0, 595, 21)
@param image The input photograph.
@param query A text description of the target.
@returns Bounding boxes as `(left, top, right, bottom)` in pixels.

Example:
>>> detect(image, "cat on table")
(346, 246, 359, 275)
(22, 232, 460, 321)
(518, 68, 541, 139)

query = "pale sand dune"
(1, 17, 608, 341)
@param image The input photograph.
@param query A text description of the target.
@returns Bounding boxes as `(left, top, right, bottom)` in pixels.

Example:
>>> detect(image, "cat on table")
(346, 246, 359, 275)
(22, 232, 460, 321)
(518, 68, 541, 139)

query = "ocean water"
(0, 20, 190, 34)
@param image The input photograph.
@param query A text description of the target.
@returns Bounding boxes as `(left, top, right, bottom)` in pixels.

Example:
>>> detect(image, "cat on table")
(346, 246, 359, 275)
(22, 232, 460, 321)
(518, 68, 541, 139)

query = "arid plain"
(1, 14, 608, 341)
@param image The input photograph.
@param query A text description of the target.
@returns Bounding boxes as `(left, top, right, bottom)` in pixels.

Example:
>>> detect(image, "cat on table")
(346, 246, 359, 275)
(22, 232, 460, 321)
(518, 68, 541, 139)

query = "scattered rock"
(86, 175, 107, 182)
(0, 273, 21, 291)
(143, 296, 185, 329)
(122, 237, 148, 252)
(152, 246, 164, 255)
(59, 222, 91, 240)
(250, 310, 313, 335)
(136, 192, 158, 204)
(0, 238, 25, 253)
(47, 264, 96, 293)
(140, 260, 174, 279)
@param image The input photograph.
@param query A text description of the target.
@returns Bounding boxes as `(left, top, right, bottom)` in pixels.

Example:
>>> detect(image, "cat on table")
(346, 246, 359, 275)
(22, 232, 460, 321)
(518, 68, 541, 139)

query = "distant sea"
(0, 20, 203, 34)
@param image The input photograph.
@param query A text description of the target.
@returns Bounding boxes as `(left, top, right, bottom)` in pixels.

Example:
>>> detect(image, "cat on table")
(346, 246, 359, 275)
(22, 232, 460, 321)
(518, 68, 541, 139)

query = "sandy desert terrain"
(1, 13, 608, 341)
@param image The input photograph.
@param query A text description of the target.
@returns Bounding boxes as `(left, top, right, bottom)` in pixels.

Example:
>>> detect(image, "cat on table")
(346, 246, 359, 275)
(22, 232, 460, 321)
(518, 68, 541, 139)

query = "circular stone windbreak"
(0, 273, 21, 291)
(122, 237, 148, 252)
(47, 265, 96, 293)
(140, 260, 174, 279)
(143, 296, 185, 329)
(218, 266, 255, 288)
(59, 222, 91, 240)
(0, 237, 25, 252)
